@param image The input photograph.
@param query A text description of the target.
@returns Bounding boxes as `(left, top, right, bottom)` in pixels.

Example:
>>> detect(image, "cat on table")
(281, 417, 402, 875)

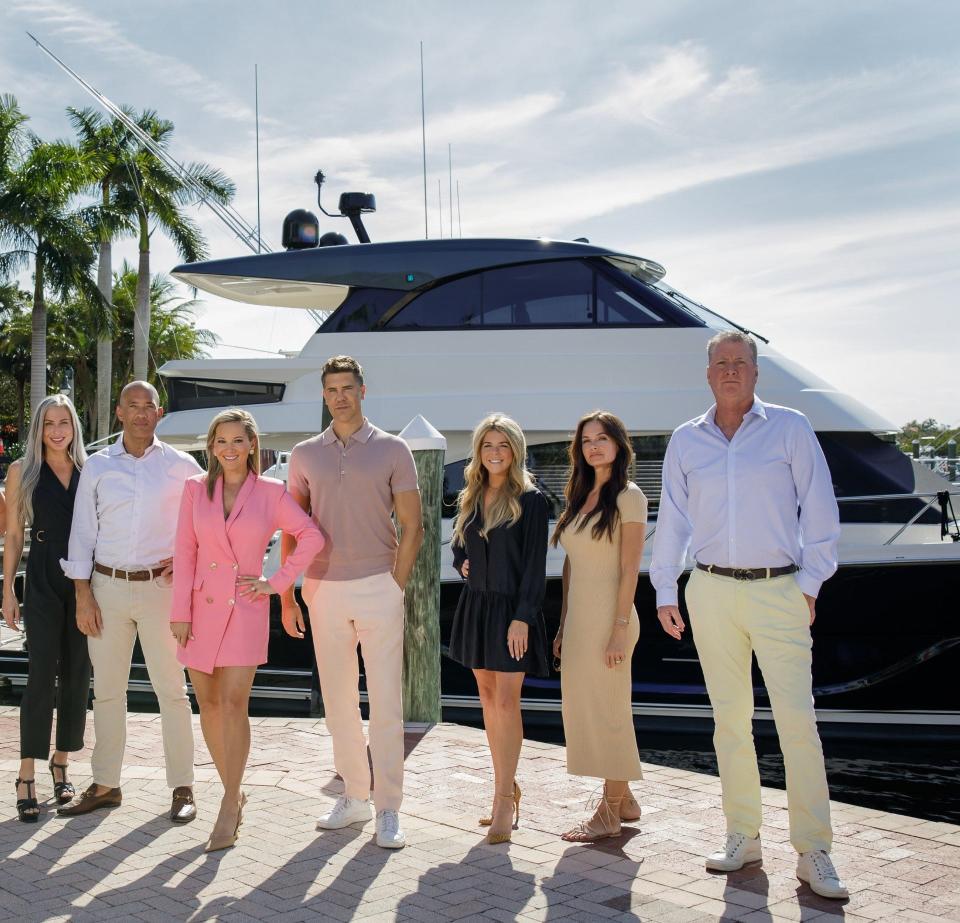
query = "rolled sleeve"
(61, 463, 99, 579)
(649, 434, 694, 608)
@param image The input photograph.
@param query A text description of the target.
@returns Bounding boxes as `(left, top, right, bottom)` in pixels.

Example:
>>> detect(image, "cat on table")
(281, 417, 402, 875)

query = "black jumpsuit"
(19, 462, 90, 759)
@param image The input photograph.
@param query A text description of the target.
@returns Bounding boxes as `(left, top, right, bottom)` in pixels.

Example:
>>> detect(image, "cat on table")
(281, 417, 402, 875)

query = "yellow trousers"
(686, 568, 832, 854)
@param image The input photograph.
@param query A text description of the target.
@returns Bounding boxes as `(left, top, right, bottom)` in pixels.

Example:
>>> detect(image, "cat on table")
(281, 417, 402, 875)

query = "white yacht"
(151, 226, 958, 732)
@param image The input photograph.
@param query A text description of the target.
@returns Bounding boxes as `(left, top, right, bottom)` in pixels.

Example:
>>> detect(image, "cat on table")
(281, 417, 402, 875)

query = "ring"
(615, 657, 623, 663)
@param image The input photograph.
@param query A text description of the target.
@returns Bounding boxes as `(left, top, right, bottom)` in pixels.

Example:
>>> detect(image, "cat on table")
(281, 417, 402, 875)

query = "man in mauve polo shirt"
(281, 355, 424, 849)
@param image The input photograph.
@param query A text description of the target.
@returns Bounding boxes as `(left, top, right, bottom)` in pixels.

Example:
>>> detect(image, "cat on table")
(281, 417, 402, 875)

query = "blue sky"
(2, 0, 958, 426)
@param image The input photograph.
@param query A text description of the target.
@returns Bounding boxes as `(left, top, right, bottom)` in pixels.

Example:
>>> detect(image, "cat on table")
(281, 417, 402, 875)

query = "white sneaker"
(797, 850, 849, 899)
(705, 833, 762, 871)
(375, 809, 406, 849)
(315, 796, 372, 830)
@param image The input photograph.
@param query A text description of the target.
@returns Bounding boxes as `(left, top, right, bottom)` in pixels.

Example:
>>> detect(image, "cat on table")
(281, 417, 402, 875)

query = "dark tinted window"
(597, 274, 666, 325)
(320, 288, 401, 332)
(168, 378, 284, 412)
(482, 261, 593, 326)
(388, 274, 482, 329)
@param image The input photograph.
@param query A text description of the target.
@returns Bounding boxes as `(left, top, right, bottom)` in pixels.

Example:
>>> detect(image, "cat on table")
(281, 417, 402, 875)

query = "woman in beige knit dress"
(552, 411, 647, 841)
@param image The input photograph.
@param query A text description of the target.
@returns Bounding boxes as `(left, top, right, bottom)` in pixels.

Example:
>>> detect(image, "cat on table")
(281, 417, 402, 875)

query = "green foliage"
(898, 419, 958, 454)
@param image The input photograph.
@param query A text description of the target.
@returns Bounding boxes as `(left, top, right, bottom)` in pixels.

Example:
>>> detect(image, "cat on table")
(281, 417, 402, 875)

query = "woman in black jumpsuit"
(2, 395, 89, 821)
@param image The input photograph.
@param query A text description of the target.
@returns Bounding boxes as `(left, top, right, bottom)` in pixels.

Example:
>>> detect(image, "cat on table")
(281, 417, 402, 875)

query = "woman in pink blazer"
(171, 408, 324, 852)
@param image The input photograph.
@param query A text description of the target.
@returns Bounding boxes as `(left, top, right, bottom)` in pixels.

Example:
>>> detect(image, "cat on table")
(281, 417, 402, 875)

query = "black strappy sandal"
(15, 778, 39, 823)
(48, 757, 74, 805)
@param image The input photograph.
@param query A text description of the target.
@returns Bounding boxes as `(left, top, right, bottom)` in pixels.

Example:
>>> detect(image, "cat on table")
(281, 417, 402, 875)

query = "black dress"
(449, 488, 550, 677)
(19, 462, 89, 759)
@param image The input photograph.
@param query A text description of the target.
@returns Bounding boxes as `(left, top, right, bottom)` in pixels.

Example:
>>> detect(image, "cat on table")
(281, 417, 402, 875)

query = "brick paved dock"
(1, 707, 958, 921)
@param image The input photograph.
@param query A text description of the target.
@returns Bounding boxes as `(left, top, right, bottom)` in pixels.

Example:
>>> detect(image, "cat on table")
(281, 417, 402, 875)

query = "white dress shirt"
(650, 397, 840, 607)
(62, 434, 202, 579)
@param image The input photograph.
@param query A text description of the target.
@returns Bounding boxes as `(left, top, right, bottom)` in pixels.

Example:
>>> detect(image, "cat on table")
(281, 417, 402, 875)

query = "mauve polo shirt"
(287, 419, 419, 581)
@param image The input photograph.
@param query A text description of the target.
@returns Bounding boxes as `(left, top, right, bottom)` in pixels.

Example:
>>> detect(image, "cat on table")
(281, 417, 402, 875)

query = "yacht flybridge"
(150, 185, 958, 732)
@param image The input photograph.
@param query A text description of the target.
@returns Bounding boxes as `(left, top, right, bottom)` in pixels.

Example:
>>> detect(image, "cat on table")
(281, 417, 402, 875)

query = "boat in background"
(3, 188, 957, 735)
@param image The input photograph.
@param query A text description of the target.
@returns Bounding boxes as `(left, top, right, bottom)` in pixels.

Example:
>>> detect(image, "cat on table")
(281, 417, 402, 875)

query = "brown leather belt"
(696, 562, 798, 581)
(94, 562, 166, 581)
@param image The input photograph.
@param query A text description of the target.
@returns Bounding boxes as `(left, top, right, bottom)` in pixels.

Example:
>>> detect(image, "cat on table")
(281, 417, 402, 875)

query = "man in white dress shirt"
(650, 331, 848, 899)
(59, 381, 201, 821)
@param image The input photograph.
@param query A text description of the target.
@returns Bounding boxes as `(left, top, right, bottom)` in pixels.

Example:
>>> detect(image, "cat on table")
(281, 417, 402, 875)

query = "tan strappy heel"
(485, 788, 520, 844)
(479, 780, 520, 826)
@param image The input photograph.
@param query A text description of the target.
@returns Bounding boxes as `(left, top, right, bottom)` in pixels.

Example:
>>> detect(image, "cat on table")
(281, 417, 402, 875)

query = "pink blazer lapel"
(225, 472, 257, 532)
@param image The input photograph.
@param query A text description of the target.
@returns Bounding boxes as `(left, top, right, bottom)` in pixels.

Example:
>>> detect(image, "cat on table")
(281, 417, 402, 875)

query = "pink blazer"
(171, 473, 324, 673)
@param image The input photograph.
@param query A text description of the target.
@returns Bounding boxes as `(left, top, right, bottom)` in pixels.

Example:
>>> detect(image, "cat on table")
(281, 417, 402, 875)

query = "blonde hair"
(452, 414, 534, 547)
(205, 408, 261, 499)
(17, 394, 87, 526)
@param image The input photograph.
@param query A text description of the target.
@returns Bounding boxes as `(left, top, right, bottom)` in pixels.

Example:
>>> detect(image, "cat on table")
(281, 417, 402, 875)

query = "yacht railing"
(835, 491, 960, 545)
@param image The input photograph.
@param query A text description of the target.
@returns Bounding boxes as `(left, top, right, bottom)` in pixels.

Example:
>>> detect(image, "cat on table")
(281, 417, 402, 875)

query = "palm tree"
(108, 261, 218, 392)
(0, 284, 32, 439)
(0, 95, 101, 418)
(68, 105, 139, 440)
(114, 111, 234, 380)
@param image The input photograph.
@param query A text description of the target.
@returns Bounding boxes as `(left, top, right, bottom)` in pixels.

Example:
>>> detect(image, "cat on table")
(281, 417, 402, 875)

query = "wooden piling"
(399, 415, 446, 723)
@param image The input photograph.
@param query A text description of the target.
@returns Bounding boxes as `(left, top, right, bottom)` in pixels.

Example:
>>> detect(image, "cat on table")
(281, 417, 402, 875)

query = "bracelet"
(614, 617, 629, 626)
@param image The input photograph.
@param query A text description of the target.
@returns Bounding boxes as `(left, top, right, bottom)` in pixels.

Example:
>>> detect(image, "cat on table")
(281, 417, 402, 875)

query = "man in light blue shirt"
(650, 331, 847, 900)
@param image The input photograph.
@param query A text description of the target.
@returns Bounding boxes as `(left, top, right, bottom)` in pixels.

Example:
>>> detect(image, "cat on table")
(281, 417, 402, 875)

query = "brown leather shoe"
(170, 786, 197, 824)
(57, 783, 122, 816)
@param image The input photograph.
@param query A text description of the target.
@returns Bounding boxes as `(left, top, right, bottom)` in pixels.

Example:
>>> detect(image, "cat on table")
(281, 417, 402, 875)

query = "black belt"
(31, 529, 70, 544)
(696, 562, 798, 581)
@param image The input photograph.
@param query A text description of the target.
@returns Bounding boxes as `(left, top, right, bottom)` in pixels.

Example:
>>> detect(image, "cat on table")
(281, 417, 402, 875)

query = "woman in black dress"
(2, 395, 89, 821)
(449, 414, 550, 844)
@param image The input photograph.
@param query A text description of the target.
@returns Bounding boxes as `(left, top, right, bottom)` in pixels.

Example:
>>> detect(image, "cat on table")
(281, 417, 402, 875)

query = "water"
(519, 724, 960, 825)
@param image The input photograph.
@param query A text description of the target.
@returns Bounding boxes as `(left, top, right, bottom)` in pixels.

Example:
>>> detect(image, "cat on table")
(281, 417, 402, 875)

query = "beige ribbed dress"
(559, 483, 647, 781)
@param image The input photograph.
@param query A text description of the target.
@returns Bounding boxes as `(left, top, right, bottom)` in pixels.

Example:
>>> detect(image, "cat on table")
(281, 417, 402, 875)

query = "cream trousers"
(87, 572, 194, 789)
(304, 571, 405, 811)
(686, 568, 832, 854)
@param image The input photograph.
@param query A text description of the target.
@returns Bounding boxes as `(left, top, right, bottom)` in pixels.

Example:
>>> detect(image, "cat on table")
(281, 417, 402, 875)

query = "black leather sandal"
(15, 778, 39, 823)
(48, 757, 74, 805)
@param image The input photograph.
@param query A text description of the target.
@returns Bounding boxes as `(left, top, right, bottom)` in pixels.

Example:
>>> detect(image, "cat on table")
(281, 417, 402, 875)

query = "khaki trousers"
(304, 571, 405, 811)
(686, 568, 832, 854)
(88, 572, 194, 789)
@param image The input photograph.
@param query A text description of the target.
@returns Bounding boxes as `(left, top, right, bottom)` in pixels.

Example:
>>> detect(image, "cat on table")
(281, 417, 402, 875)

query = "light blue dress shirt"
(650, 397, 840, 607)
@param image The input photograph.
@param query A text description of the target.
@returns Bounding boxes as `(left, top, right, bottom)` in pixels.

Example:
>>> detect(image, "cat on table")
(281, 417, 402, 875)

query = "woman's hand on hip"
(460, 559, 470, 578)
(170, 621, 193, 647)
(604, 626, 628, 669)
(238, 576, 273, 599)
(507, 619, 528, 661)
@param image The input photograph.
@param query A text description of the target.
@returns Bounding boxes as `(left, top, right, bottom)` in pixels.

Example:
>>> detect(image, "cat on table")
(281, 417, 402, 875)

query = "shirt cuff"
(512, 600, 537, 626)
(655, 587, 679, 608)
(795, 572, 821, 598)
(60, 558, 93, 580)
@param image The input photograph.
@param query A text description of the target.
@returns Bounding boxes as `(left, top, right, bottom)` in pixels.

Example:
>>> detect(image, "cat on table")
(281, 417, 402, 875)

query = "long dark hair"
(551, 411, 633, 545)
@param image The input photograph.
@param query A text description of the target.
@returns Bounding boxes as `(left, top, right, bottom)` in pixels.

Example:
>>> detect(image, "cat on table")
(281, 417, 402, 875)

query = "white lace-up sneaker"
(797, 850, 849, 899)
(375, 809, 406, 849)
(315, 796, 372, 830)
(705, 833, 762, 871)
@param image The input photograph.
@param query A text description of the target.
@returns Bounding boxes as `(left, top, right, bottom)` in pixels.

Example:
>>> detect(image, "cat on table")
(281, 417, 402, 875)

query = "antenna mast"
(255, 64, 262, 253)
(420, 42, 429, 239)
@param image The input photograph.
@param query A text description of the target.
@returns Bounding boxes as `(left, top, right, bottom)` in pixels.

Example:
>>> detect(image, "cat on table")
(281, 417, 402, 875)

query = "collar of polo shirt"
(320, 417, 375, 446)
